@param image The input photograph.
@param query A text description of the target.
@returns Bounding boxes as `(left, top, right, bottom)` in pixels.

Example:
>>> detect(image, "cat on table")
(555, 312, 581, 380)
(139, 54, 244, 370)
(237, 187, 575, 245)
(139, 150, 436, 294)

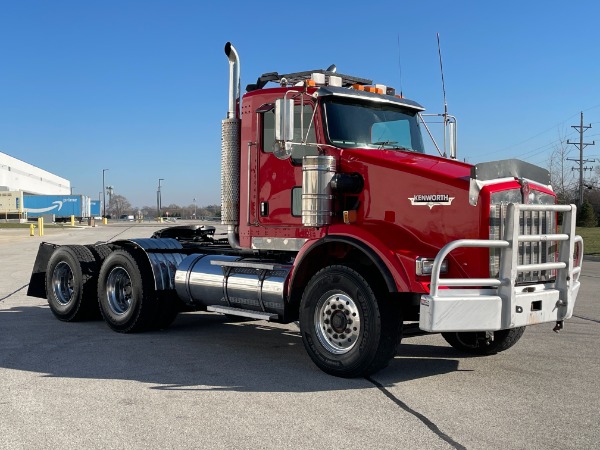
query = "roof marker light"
(375, 84, 387, 95)
(311, 72, 326, 85)
(328, 75, 342, 87)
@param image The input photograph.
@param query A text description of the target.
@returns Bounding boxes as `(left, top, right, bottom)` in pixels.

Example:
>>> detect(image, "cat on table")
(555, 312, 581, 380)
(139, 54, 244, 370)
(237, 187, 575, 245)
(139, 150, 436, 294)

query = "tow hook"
(553, 321, 564, 333)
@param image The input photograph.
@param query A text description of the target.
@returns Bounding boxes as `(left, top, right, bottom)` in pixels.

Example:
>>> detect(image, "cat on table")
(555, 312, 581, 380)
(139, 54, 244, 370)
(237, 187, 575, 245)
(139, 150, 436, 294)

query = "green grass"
(576, 227, 600, 255)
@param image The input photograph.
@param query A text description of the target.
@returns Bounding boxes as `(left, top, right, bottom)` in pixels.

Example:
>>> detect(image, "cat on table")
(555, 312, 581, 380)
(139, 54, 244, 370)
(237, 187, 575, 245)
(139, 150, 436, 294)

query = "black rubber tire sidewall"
(300, 266, 382, 378)
(97, 250, 157, 333)
(86, 243, 112, 264)
(442, 327, 526, 355)
(45, 245, 96, 321)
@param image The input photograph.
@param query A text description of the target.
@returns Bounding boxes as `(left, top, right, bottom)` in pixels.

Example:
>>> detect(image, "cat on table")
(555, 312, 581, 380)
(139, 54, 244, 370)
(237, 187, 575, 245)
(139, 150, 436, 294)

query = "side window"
(291, 187, 302, 216)
(291, 105, 317, 145)
(261, 104, 318, 161)
(262, 109, 276, 153)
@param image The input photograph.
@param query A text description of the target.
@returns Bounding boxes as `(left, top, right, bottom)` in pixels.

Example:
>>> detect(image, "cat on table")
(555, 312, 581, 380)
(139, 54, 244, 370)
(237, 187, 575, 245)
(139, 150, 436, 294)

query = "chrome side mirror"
(274, 98, 294, 159)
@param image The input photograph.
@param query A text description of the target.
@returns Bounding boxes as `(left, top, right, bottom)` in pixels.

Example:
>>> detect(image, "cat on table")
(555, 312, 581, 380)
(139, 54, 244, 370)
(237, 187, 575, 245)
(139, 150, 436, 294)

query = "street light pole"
(157, 178, 164, 218)
(102, 169, 109, 217)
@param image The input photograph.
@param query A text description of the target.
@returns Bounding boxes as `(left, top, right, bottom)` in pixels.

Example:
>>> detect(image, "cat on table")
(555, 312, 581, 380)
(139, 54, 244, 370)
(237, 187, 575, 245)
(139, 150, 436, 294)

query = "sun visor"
(468, 159, 552, 206)
(470, 159, 550, 185)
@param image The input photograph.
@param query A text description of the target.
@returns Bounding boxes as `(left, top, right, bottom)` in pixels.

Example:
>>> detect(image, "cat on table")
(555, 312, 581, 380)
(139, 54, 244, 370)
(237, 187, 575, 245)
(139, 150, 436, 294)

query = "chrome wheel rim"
(315, 293, 361, 355)
(106, 267, 133, 315)
(51, 262, 74, 305)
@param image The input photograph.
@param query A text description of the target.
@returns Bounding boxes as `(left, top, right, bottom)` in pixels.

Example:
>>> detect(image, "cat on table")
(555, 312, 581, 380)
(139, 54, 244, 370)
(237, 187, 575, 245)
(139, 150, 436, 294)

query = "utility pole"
(567, 111, 595, 206)
(102, 169, 109, 218)
(157, 178, 164, 219)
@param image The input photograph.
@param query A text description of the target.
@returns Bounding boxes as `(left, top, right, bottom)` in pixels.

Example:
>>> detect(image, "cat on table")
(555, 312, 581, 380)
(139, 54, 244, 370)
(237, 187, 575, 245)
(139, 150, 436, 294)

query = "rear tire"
(299, 265, 402, 378)
(86, 243, 112, 264)
(442, 327, 526, 355)
(45, 245, 98, 321)
(97, 249, 158, 333)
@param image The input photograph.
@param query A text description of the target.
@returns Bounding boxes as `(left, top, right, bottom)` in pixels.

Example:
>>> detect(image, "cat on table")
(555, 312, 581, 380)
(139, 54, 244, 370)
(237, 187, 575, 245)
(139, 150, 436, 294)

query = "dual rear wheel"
(45, 246, 179, 332)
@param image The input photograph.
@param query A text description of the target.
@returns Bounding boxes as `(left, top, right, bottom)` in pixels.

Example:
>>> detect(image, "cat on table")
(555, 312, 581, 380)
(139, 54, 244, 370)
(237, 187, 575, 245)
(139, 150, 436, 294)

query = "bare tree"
(107, 194, 132, 219)
(548, 132, 577, 204)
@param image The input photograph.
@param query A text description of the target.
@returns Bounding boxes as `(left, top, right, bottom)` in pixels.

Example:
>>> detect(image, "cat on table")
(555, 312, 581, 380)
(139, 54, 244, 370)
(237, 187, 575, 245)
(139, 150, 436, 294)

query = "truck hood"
(339, 149, 472, 187)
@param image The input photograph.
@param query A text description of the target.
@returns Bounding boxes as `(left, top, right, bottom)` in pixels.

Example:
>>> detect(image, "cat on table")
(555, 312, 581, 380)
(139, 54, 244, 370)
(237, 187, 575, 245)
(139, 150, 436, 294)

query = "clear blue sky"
(2, 0, 600, 208)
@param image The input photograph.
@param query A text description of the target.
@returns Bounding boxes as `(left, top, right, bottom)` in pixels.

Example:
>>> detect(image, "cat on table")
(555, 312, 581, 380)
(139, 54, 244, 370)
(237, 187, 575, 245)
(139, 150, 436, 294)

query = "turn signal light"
(343, 210, 357, 224)
(416, 257, 448, 276)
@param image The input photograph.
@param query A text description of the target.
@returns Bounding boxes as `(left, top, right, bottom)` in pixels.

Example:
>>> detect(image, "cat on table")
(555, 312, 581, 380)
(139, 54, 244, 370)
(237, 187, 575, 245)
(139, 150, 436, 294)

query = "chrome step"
(207, 305, 278, 321)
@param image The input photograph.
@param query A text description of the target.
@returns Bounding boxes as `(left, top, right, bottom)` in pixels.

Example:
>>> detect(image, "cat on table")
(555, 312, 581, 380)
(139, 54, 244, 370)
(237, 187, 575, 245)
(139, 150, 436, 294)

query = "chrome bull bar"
(420, 203, 583, 332)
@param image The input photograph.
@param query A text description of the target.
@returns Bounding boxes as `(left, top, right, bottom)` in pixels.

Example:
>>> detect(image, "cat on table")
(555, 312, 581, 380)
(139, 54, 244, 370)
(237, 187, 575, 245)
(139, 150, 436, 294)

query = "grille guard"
(420, 203, 583, 332)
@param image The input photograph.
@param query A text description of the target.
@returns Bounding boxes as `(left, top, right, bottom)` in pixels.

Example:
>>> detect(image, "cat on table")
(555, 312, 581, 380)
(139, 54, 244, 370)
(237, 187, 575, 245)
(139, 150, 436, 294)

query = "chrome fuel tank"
(174, 254, 292, 315)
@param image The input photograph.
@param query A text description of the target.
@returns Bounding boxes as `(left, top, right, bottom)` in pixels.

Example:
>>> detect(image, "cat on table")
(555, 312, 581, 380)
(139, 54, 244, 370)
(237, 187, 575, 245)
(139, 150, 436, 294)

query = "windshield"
(322, 97, 425, 152)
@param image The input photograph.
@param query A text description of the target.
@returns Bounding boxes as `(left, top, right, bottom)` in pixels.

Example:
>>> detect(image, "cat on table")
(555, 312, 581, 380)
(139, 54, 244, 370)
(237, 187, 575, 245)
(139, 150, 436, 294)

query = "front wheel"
(442, 327, 526, 355)
(299, 265, 402, 378)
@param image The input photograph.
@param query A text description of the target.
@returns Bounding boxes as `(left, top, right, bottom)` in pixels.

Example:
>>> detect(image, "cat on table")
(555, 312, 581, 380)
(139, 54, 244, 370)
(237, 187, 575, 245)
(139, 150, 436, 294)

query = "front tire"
(299, 265, 402, 378)
(442, 327, 526, 355)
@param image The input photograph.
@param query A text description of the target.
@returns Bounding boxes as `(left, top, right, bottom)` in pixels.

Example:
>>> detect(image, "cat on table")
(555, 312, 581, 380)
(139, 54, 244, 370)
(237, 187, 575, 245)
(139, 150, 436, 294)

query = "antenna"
(397, 34, 404, 98)
(437, 32, 448, 157)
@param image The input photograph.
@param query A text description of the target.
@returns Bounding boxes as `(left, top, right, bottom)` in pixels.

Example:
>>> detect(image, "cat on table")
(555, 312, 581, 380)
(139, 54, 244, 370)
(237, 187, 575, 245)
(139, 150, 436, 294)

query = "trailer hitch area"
(553, 321, 564, 333)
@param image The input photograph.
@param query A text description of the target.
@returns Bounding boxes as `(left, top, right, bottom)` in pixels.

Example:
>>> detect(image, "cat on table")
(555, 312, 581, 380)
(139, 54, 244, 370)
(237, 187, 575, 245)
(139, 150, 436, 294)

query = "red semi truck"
(28, 43, 584, 377)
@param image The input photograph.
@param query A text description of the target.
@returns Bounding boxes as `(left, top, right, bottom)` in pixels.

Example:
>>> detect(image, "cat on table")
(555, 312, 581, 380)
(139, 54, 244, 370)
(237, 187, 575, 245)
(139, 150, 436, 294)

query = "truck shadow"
(1, 303, 463, 392)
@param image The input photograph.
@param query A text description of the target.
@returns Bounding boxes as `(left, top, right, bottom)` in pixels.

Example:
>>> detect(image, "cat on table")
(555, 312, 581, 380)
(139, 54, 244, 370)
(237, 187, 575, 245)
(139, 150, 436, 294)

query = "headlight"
(491, 189, 521, 205)
(527, 190, 554, 205)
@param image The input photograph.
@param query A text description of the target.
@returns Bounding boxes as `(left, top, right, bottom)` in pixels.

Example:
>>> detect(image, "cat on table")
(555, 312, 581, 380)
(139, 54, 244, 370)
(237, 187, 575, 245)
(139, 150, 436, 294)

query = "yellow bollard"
(37, 217, 44, 236)
(30, 224, 35, 236)
(103, 217, 108, 225)
(70, 215, 75, 226)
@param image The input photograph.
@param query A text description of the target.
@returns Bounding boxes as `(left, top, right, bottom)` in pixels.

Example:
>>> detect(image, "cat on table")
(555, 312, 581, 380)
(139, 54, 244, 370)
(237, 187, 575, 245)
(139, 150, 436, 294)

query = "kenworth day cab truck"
(28, 43, 583, 378)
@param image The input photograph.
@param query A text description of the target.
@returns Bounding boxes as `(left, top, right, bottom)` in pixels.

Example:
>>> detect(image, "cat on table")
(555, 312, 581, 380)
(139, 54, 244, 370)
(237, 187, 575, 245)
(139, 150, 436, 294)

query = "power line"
(496, 104, 600, 154)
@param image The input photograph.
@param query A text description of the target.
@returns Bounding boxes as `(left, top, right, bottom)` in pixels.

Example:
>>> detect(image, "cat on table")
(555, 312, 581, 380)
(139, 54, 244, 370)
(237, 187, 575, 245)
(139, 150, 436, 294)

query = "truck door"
(257, 103, 319, 227)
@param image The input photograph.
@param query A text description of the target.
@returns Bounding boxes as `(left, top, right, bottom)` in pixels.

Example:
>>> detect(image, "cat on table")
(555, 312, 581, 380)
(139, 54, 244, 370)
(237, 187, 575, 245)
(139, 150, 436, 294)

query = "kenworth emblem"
(409, 194, 455, 209)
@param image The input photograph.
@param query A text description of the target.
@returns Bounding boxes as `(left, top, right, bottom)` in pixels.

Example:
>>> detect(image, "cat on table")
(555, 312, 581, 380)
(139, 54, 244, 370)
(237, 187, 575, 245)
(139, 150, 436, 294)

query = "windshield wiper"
(372, 140, 397, 148)
(371, 141, 410, 151)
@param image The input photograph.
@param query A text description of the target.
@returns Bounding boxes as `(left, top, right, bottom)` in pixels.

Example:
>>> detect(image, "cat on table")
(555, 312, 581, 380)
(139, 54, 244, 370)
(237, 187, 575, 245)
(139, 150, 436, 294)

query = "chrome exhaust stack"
(222, 42, 241, 248)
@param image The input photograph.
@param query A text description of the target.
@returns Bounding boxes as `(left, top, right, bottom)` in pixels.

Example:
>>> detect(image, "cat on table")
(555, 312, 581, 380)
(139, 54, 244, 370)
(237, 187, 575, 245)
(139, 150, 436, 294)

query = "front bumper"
(419, 203, 583, 332)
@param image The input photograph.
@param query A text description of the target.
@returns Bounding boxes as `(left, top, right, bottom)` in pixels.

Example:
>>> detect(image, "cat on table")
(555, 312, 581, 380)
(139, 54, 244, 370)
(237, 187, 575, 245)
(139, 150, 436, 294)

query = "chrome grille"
(490, 190, 556, 283)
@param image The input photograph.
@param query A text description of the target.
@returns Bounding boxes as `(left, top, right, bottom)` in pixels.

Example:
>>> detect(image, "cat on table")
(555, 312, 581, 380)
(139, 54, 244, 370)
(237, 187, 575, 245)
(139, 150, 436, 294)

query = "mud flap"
(27, 242, 59, 299)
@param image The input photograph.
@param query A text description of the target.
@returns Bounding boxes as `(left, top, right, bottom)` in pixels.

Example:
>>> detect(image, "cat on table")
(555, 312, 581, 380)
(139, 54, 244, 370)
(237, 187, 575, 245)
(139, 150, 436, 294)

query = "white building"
(0, 151, 70, 195)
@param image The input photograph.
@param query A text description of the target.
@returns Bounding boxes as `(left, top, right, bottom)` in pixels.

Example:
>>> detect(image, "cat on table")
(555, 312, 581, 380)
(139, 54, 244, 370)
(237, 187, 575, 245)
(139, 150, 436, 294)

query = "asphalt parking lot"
(1, 222, 598, 449)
